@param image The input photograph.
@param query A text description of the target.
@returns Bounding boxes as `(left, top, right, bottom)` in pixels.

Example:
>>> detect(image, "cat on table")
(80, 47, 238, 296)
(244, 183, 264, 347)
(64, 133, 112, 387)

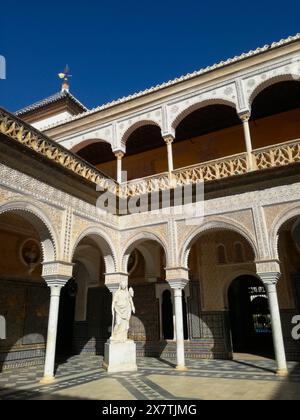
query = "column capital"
(168, 279, 189, 290)
(256, 260, 281, 286)
(259, 272, 281, 287)
(239, 112, 251, 122)
(105, 272, 128, 286)
(163, 135, 175, 145)
(42, 261, 74, 286)
(165, 267, 189, 283)
(115, 151, 125, 160)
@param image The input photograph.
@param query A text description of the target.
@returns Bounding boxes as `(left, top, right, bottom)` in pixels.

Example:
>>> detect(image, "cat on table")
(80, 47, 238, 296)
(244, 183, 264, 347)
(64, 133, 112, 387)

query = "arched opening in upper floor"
(72, 140, 116, 179)
(250, 80, 300, 150)
(123, 125, 167, 181)
(173, 104, 244, 169)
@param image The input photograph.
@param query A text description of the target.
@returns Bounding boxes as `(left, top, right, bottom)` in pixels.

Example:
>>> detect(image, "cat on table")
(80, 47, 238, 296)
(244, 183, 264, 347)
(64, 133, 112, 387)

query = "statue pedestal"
(103, 340, 137, 373)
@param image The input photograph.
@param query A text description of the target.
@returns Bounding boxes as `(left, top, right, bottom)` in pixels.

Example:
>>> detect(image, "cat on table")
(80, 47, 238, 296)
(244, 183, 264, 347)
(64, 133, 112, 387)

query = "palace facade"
(1, 34, 300, 383)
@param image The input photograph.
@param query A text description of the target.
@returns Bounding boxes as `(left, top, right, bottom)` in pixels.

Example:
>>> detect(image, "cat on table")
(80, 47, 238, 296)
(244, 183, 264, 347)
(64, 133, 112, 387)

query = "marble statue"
(111, 281, 135, 342)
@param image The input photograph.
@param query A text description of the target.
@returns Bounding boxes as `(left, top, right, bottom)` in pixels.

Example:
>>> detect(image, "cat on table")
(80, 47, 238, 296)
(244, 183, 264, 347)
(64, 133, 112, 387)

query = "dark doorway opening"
(162, 290, 174, 340)
(56, 279, 77, 358)
(228, 275, 274, 357)
(182, 291, 189, 340)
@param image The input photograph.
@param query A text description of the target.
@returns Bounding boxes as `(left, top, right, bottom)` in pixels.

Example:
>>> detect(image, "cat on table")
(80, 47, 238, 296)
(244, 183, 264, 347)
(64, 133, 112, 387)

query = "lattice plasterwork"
(0, 163, 118, 227)
(0, 110, 114, 193)
(254, 139, 300, 170)
(174, 154, 248, 185)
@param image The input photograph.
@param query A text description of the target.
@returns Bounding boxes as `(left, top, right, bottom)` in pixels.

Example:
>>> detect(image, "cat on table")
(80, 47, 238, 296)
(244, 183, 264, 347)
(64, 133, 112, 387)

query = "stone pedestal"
(103, 340, 137, 373)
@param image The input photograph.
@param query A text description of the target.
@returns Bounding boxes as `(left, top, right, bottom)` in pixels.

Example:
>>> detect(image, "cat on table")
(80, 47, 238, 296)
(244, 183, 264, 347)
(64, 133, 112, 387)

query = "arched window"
(217, 244, 227, 264)
(234, 242, 245, 263)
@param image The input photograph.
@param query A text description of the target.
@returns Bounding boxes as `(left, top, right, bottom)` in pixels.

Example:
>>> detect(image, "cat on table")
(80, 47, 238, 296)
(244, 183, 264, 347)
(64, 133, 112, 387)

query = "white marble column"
(164, 135, 175, 173)
(259, 272, 288, 376)
(40, 262, 73, 384)
(240, 113, 254, 171)
(115, 151, 124, 184)
(168, 279, 188, 370)
(41, 282, 65, 383)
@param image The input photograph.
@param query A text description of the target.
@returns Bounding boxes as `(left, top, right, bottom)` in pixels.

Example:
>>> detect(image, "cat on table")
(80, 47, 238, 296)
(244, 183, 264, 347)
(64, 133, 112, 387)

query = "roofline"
(0, 107, 114, 186)
(43, 33, 300, 131)
(15, 90, 88, 117)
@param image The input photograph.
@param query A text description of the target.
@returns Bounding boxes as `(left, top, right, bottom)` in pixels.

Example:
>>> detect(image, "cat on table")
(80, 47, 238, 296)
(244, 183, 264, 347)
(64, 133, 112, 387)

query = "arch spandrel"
(244, 68, 300, 109)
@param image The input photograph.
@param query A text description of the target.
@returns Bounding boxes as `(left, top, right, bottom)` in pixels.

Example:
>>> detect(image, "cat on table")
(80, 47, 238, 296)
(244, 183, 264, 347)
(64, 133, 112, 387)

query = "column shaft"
(173, 288, 186, 370)
(241, 115, 254, 170)
(115, 152, 124, 184)
(265, 281, 288, 376)
(42, 285, 63, 382)
(167, 141, 174, 173)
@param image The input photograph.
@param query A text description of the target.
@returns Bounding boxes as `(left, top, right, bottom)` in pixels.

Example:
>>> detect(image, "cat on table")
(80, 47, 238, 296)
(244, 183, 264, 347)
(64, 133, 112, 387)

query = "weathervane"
(58, 65, 72, 92)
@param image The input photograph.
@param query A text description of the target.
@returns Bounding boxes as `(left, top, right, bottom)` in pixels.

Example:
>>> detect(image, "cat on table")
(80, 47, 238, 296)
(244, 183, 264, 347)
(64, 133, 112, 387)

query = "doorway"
(228, 275, 273, 357)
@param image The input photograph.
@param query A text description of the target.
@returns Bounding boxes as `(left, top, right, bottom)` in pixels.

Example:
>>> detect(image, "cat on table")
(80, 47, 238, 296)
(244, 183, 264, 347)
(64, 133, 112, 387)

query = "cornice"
(43, 33, 300, 131)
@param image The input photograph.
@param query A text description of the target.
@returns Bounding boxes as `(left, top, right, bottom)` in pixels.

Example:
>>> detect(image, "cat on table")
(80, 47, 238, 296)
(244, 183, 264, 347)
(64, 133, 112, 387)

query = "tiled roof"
(15, 90, 88, 116)
(37, 33, 300, 130)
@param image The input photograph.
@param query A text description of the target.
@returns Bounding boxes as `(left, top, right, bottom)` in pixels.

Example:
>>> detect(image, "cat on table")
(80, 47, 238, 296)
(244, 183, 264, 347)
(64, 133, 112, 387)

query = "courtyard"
(0, 356, 299, 400)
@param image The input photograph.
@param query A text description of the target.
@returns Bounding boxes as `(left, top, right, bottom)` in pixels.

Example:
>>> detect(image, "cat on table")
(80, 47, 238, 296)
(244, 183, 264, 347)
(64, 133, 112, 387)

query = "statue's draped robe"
(112, 290, 132, 342)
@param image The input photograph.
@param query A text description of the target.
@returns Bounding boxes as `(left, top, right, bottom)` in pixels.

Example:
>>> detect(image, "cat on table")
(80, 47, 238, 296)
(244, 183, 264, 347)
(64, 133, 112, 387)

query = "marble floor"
(0, 356, 299, 400)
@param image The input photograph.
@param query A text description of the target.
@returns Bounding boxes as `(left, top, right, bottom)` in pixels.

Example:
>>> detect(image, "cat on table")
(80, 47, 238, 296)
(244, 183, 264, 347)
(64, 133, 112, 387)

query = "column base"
(103, 340, 137, 373)
(276, 368, 289, 377)
(176, 365, 188, 372)
(39, 376, 56, 385)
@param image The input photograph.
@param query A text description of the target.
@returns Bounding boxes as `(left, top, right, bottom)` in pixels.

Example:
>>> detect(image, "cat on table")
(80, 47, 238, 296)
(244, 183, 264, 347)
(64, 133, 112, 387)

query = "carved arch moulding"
(243, 58, 300, 109)
(0, 198, 61, 262)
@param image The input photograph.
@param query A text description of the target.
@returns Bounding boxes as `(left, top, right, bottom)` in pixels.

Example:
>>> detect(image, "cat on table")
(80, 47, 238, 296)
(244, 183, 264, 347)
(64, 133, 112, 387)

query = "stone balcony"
(119, 138, 300, 198)
(1, 107, 299, 200)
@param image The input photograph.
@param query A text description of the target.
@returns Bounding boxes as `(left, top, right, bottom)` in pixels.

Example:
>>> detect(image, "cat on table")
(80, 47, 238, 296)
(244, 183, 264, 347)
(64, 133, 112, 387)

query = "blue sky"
(0, 0, 299, 112)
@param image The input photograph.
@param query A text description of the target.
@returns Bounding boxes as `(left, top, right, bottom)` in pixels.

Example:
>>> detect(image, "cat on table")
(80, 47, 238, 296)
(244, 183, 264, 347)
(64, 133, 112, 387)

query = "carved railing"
(173, 153, 248, 185)
(1, 106, 300, 200)
(119, 140, 300, 197)
(119, 172, 171, 198)
(0, 108, 117, 194)
(254, 138, 300, 170)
